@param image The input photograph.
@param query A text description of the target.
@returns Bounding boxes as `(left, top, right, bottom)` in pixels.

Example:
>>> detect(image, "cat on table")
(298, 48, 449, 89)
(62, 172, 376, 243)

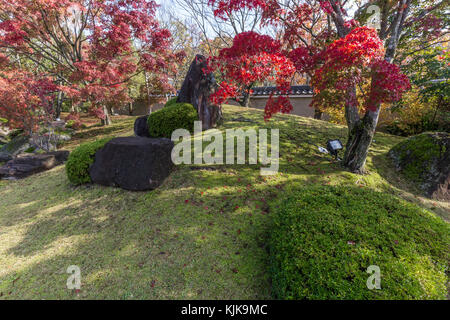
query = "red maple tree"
(0, 0, 182, 130)
(206, 0, 444, 173)
(0, 70, 56, 135)
(209, 31, 296, 119)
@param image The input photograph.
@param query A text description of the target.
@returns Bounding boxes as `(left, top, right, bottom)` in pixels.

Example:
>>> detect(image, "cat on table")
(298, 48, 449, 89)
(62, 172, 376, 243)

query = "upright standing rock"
(177, 55, 223, 130)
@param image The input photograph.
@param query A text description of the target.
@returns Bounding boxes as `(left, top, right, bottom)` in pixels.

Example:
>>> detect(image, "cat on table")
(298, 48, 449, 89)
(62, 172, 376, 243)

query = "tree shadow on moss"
(0, 164, 294, 299)
(372, 148, 425, 197)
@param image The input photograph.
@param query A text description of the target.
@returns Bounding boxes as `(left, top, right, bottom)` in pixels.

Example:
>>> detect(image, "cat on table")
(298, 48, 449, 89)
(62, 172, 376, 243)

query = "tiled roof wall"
(150, 86, 313, 98)
(251, 86, 313, 96)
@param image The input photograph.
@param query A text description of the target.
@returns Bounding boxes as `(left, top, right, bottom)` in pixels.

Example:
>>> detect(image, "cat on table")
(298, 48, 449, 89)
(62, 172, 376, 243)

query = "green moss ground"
(270, 185, 449, 300)
(0, 105, 448, 299)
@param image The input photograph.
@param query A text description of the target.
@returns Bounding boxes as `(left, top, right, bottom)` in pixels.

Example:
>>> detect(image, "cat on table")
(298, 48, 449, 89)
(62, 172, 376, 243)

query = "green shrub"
(165, 97, 178, 108)
(270, 185, 449, 300)
(147, 102, 198, 138)
(66, 137, 112, 185)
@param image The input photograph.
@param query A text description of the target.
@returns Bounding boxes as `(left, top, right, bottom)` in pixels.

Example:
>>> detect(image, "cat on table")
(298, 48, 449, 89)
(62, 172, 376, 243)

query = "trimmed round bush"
(270, 185, 449, 300)
(66, 137, 112, 185)
(147, 102, 198, 138)
(165, 97, 178, 108)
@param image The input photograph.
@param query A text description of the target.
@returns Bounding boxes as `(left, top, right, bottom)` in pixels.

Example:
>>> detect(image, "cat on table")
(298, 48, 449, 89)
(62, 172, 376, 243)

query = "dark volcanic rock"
(134, 116, 150, 138)
(177, 54, 223, 130)
(389, 132, 450, 200)
(89, 137, 174, 191)
(0, 152, 12, 162)
(0, 151, 69, 179)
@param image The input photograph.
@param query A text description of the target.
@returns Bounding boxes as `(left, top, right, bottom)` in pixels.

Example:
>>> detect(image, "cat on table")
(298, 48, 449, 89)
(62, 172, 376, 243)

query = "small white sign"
(329, 140, 343, 150)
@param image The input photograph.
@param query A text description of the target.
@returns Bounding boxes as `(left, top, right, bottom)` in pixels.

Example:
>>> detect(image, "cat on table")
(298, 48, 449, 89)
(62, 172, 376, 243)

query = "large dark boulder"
(89, 137, 174, 191)
(0, 151, 69, 179)
(134, 116, 150, 138)
(389, 132, 450, 200)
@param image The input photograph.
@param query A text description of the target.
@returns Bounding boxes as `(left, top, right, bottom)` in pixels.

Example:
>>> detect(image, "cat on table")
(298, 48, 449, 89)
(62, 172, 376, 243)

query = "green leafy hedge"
(66, 137, 112, 185)
(270, 185, 449, 300)
(165, 97, 178, 108)
(147, 102, 198, 138)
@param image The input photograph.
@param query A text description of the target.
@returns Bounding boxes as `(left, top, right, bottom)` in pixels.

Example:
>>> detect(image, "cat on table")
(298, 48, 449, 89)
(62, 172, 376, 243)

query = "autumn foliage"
(209, 31, 296, 119)
(207, 1, 411, 120)
(0, 0, 182, 132)
(311, 27, 410, 113)
(0, 71, 56, 134)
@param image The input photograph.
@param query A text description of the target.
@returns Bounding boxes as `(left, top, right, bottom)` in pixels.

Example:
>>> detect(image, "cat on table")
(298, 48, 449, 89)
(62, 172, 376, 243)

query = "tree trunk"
(242, 91, 251, 108)
(70, 100, 75, 113)
(55, 91, 64, 120)
(343, 107, 380, 174)
(430, 95, 442, 128)
(314, 109, 323, 120)
(177, 54, 223, 130)
(240, 85, 252, 108)
(101, 105, 112, 126)
(128, 101, 133, 116)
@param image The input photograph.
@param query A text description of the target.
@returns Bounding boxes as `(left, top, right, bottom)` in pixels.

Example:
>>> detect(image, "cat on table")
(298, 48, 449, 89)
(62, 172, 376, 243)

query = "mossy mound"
(270, 185, 450, 300)
(389, 132, 449, 200)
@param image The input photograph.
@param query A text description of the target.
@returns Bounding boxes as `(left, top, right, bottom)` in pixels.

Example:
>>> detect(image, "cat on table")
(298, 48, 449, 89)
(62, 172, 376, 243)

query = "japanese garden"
(0, 0, 448, 301)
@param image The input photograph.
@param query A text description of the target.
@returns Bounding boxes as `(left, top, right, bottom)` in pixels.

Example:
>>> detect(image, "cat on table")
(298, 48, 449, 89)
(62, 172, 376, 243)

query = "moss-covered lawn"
(0, 105, 448, 299)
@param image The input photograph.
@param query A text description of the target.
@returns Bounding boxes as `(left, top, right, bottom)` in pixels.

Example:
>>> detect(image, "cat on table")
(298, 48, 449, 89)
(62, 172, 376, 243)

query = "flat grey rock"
(0, 151, 69, 179)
